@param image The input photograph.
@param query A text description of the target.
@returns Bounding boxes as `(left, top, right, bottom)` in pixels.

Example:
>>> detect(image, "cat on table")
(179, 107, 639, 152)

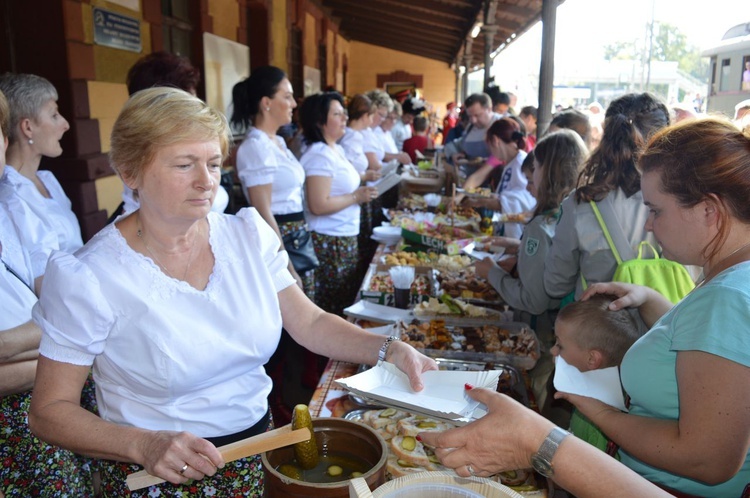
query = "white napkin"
(389, 265, 415, 289)
(553, 356, 628, 412)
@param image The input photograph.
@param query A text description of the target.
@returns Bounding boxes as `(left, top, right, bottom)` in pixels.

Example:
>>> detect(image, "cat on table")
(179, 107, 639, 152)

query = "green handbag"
(590, 201, 695, 303)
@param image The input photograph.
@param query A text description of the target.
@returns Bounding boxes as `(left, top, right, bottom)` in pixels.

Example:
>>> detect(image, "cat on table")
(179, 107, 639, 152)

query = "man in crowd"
(443, 92, 503, 177)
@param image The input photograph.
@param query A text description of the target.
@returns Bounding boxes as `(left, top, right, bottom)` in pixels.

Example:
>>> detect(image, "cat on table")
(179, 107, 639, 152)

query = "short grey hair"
(391, 101, 403, 117)
(0, 73, 59, 144)
(365, 89, 394, 112)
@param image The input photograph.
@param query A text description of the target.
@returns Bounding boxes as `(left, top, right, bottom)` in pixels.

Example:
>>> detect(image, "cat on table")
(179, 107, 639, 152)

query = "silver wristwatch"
(378, 336, 400, 363)
(530, 427, 570, 477)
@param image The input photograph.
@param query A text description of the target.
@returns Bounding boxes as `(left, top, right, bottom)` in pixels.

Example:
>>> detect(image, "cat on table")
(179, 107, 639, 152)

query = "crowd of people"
(1, 49, 749, 497)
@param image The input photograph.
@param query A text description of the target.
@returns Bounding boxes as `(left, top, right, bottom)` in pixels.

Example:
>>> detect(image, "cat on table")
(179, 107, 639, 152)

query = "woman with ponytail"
(544, 93, 669, 300)
(462, 117, 536, 238)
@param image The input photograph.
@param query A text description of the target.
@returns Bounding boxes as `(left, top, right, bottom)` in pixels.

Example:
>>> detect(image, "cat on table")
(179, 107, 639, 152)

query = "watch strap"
(378, 336, 399, 363)
(532, 427, 570, 477)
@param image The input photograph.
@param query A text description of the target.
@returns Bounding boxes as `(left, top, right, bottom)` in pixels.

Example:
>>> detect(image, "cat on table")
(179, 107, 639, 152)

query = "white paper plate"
(335, 362, 500, 422)
(344, 300, 413, 323)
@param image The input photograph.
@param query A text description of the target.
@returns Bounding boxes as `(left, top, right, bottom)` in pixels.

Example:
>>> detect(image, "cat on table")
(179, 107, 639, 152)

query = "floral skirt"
(98, 418, 273, 497)
(278, 219, 315, 301)
(0, 375, 98, 497)
(311, 232, 359, 317)
(98, 454, 265, 497)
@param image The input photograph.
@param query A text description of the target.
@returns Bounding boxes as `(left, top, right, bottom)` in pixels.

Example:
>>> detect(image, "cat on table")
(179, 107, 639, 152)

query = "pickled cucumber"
(292, 404, 319, 470)
(379, 408, 397, 418)
(327, 465, 343, 476)
(278, 464, 303, 480)
(400, 436, 417, 451)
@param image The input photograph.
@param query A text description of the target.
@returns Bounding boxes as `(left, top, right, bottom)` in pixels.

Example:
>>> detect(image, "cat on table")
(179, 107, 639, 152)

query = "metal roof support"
(482, 0, 499, 90)
(462, 37, 473, 102)
(482, 24, 498, 90)
(537, 0, 558, 137)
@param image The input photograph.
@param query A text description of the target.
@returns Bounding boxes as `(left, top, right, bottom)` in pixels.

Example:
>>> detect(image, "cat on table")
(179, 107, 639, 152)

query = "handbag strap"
(590, 197, 637, 262)
(637, 241, 660, 260)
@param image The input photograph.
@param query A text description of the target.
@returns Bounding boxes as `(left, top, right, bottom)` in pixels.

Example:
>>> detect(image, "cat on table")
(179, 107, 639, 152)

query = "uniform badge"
(525, 237, 539, 256)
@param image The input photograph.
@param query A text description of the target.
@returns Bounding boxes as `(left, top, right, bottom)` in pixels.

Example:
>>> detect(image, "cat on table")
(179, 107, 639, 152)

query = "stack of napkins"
(553, 356, 628, 412)
(336, 362, 500, 424)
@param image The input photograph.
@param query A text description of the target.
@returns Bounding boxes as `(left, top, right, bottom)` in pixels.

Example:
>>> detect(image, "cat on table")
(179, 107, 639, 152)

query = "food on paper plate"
(437, 268, 502, 302)
(398, 320, 540, 361)
(414, 295, 490, 318)
(383, 251, 472, 271)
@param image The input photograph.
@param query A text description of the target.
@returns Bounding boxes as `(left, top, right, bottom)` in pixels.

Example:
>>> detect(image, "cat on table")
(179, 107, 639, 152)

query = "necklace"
(700, 239, 750, 286)
(136, 217, 200, 281)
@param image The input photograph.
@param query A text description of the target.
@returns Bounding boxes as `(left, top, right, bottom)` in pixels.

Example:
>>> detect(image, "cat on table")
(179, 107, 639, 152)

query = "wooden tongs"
(126, 425, 311, 491)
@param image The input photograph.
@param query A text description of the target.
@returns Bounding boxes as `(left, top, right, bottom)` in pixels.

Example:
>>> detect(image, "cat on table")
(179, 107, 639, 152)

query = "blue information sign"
(93, 7, 142, 53)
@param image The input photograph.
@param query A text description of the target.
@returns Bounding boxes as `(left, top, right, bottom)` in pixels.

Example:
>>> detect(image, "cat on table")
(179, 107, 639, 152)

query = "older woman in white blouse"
(0, 73, 82, 252)
(29, 88, 436, 497)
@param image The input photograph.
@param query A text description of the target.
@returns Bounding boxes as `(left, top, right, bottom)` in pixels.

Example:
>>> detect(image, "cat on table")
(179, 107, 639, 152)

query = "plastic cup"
(394, 288, 410, 309)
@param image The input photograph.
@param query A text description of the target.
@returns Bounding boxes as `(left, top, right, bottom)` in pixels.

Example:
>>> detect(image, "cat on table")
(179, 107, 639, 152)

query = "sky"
(488, 0, 749, 104)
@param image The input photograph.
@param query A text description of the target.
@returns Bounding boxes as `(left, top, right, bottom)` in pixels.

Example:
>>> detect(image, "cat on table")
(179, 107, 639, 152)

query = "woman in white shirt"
(0, 89, 96, 496)
(300, 92, 378, 317)
(462, 118, 537, 239)
(231, 66, 318, 423)
(339, 94, 383, 280)
(366, 91, 411, 165)
(0, 73, 83, 252)
(232, 66, 313, 295)
(29, 88, 436, 496)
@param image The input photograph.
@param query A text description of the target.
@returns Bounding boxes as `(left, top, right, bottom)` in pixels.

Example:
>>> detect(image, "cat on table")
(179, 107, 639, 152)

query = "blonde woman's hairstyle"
(365, 89, 394, 112)
(109, 87, 230, 184)
(0, 89, 9, 139)
(391, 101, 403, 117)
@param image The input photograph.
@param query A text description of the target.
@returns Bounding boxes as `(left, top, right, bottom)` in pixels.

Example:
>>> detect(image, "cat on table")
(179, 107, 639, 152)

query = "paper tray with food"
(411, 295, 506, 326)
(436, 268, 505, 306)
(400, 222, 482, 255)
(381, 251, 473, 272)
(360, 264, 439, 306)
(397, 318, 541, 370)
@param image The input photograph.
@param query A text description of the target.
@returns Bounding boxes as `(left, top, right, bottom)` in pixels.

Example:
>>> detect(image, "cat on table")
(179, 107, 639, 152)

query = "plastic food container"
(349, 471, 524, 498)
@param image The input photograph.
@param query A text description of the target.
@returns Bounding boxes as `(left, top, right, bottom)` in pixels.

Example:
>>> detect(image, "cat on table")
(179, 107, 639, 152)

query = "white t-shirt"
(3, 166, 83, 252)
(0, 212, 38, 330)
(374, 126, 398, 155)
(361, 127, 384, 160)
(300, 142, 361, 237)
(0, 169, 60, 277)
(391, 119, 412, 151)
(122, 183, 229, 215)
(339, 127, 369, 175)
(34, 208, 296, 437)
(235, 128, 305, 214)
(495, 150, 536, 240)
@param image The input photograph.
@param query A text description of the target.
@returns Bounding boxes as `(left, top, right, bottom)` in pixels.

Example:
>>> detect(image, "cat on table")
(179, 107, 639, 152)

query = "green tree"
(603, 23, 708, 81)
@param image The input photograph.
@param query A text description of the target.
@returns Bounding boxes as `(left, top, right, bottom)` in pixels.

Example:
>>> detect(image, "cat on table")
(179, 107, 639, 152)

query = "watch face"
(531, 454, 553, 477)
